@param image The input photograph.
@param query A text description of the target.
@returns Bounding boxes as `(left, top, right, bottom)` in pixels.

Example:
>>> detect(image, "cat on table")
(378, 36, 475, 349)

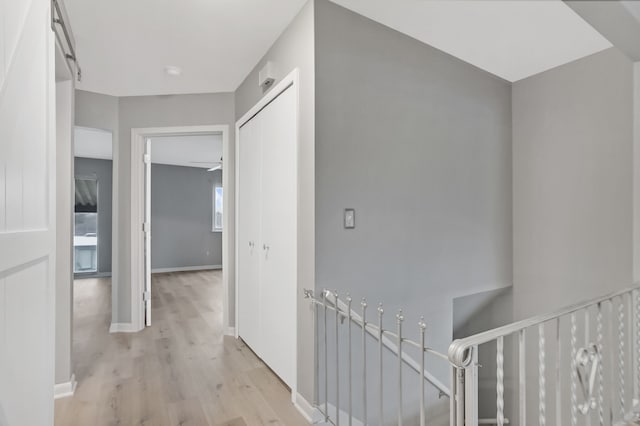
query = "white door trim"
(235, 68, 300, 398)
(129, 124, 230, 332)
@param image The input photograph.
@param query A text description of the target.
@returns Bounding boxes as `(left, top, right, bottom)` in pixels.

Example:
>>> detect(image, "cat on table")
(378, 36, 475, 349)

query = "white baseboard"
(54, 374, 77, 399)
(151, 265, 222, 274)
(293, 392, 324, 424)
(109, 323, 139, 333)
(224, 326, 235, 336)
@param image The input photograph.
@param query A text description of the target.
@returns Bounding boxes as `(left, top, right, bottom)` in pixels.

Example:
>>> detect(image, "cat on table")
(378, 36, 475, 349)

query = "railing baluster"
(636, 289, 640, 406)
(618, 296, 625, 420)
(585, 309, 591, 426)
(335, 290, 340, 426)
(378, 303, 384, 425)
(419, 317, 426, 426)
(313, 290, 319, 407)
(597, 302, 604, 426)
(361, 298, 368, 425)
(571, 312, 577, 426)
(519, 329, 526, 426)
(396, 310, 404, 426)
(497, 336, 505, 426)
(456, 367, 465, 426)
(323, 289, 329, 422)
(539, 323, 546, 426)
(608, 299, 616, 424)
(629, 291, 636, 409)
(346, 294, 352, 426)
(555, 318, 562, 426)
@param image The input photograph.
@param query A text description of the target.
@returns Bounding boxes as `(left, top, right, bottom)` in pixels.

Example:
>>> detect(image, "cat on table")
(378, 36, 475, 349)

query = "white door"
(144, 139, 152, 326)
(0, 1, 56, 425)
(258, 86, 297, 387)
(237, 113, 263, 353)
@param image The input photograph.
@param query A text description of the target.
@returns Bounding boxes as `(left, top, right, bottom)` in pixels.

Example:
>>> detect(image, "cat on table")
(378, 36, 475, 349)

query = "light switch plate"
(344, 208, 355, 229)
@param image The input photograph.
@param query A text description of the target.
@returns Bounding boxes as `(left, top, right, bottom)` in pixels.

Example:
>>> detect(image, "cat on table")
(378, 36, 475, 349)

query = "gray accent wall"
(315, 0, 512, 389)
(235, 0, 316, 401)
(513, 47, 634, 320)
(151, 165, 222, 270)
(75, 157, 113, 275)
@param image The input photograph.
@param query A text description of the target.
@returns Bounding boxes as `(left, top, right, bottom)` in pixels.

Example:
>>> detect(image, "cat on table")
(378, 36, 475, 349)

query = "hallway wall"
(315, 0, 512, 389)
(513, 47, 634, 319)
(75, 90, 235, 326)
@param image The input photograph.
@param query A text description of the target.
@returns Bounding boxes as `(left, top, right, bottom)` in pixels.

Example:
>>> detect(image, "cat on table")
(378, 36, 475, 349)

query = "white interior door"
(144, 139, 152, 326)
(237, 113, 263, 352)
(0, 0, 56, 424)
(258, 86, 298, 387)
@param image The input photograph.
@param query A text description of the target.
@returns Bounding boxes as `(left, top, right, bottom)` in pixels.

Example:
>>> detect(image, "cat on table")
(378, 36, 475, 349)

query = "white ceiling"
(150, 134, 223, 169)
(329, 0, 612, 82)
(64, 0, 308, 96)
(75, 127, 222, 169)
(75, 127, 113, 160)
(65, 0, 613, 96)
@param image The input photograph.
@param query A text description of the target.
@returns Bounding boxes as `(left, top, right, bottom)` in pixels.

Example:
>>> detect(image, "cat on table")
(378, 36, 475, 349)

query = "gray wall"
(315, 0, 512, 393)
(55, 80, 74, 385)
(118, 93, 234, 324)
(74, 90, 120, 322)
(513, 48, 634, 320)
(75, 157, 113, 274)
(513, 47, 634, 426)
(75, 90, 235, 326)
(151, 165, 222, 270)
(235, 0, 316, 401)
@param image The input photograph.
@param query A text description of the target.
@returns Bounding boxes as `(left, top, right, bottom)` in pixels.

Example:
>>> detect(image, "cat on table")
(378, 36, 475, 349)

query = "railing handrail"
(448, 281, 640, 368)
(306, 288, 451, 397)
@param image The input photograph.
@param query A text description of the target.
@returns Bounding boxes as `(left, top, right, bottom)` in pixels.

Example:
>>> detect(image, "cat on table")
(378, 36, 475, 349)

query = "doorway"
(128, 125, 231, 332)
(73, 126, 114, 279)
(73, 177, 98, 273)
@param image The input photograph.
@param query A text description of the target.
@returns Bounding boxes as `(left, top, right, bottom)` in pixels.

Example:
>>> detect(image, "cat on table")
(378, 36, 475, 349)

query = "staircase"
(306, 284, 640, 426)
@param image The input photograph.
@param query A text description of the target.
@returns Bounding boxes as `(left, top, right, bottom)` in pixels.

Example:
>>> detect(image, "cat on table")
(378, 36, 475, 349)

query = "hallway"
(54, 271, 307, 426)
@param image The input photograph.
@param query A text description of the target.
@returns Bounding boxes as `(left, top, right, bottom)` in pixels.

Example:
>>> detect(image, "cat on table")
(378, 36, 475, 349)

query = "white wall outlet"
(344, 208, 355, 229)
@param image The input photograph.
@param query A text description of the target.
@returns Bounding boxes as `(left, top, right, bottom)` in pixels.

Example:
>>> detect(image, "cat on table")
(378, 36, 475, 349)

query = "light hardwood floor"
(55, 270, 308, 426)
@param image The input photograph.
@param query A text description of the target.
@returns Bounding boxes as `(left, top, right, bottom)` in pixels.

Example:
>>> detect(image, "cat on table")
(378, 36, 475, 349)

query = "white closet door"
(258, 85, 297, 387)
(237, 113, 263, 353)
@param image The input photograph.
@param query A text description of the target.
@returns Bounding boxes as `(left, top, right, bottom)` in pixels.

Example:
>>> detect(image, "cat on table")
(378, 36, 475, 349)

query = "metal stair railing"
(305, 288, 451, 426)
(448, 283, 640, 426)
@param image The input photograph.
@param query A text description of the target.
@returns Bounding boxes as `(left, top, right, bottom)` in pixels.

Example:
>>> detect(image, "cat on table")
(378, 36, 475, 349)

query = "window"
(213, 186, 223, 232)
(74, 178, 98, 273)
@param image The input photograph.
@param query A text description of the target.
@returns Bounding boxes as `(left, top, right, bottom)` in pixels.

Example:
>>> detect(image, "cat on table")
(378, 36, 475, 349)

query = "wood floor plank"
(54, 271, 308, 426)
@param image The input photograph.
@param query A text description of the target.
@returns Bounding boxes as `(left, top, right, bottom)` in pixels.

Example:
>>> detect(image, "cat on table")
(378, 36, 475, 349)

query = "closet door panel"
(237, 115, 263, 353)
(258, 86, 298, 387)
